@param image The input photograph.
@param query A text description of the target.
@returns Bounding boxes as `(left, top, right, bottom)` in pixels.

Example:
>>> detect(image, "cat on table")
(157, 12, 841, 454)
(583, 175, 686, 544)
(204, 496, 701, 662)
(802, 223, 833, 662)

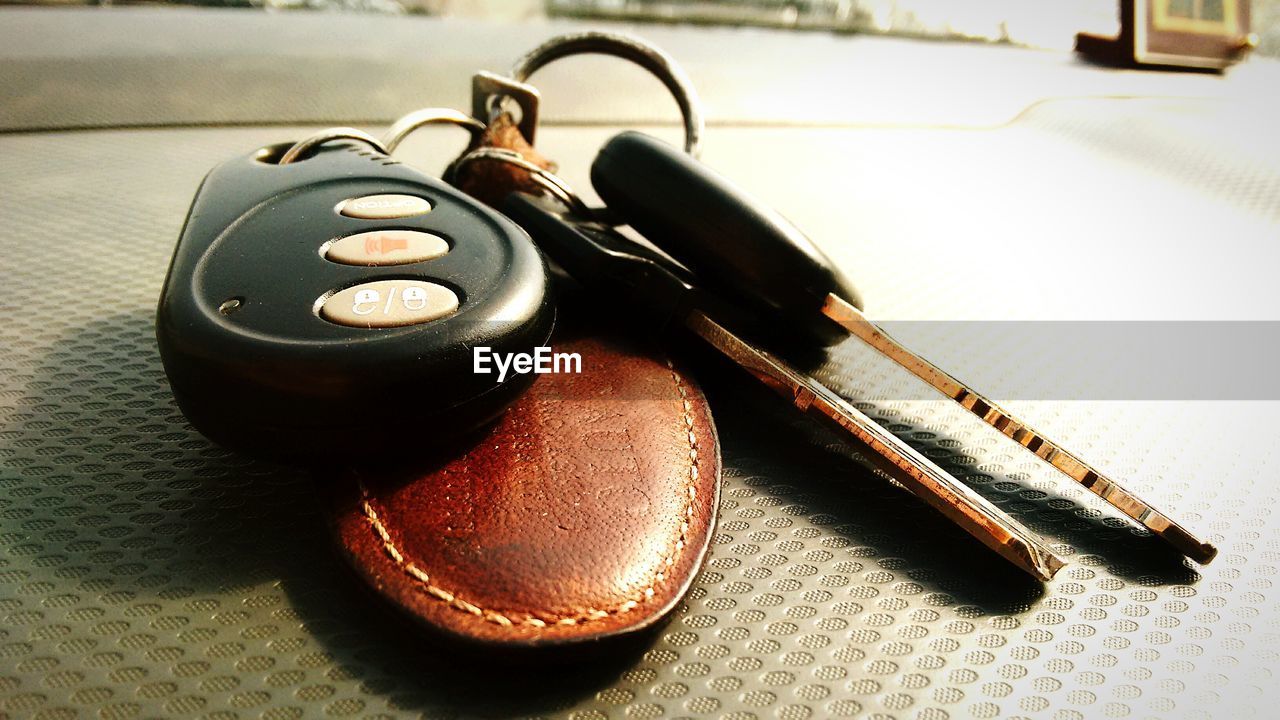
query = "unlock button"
(320, 279, 458, 328)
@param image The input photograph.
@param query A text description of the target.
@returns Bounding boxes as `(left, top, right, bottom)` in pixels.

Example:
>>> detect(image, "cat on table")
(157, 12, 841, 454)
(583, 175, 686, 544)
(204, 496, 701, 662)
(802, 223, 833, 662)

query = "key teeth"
(823, 293, 1220, 568)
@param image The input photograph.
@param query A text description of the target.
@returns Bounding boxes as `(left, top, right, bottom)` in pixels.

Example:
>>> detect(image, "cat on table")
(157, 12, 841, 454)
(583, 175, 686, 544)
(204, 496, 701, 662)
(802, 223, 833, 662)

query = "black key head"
(590, 131, 863, 345)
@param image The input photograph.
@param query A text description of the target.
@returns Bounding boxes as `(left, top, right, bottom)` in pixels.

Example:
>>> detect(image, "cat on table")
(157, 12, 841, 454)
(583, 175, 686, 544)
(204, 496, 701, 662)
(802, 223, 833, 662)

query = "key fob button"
(337, 193, 432, 219)
(320, 279, 459, 328)
(324, 230, 449, 266)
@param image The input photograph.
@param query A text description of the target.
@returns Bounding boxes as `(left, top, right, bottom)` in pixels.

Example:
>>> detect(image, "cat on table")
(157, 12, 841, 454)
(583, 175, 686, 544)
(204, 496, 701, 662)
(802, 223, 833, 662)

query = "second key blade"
(822, 294, 1218, 565)
(686, 311, 1066, 581)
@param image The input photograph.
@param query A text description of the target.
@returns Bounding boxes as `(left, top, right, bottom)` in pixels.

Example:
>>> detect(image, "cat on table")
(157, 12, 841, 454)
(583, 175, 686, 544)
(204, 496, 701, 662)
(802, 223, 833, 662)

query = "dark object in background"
(1076, 0, 1256, 71)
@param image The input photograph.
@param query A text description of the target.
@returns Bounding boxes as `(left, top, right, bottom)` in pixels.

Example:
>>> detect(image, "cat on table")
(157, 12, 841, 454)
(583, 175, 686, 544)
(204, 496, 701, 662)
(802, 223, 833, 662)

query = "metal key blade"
(499, 193, 1064, 580)
(685, 311, 1067, 581)
(821, 294, 1218, 565)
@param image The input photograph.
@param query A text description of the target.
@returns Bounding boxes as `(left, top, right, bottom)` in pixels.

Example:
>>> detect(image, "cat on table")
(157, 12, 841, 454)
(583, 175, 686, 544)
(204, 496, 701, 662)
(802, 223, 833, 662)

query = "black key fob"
(157, 141, 554, 460)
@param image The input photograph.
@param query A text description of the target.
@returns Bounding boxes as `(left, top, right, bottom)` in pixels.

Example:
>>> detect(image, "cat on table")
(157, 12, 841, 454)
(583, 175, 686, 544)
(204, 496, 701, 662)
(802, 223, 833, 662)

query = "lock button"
(320, 279, 459, 328)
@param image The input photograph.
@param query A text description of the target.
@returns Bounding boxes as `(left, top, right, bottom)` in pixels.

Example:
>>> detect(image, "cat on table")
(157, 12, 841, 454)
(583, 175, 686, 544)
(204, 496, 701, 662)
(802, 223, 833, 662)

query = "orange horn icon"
(365, 234, 410, 255)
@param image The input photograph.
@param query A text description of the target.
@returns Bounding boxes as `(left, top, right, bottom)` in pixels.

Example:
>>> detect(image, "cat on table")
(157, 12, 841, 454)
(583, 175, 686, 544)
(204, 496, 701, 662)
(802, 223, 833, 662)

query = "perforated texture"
(1, 118, 1277, 720)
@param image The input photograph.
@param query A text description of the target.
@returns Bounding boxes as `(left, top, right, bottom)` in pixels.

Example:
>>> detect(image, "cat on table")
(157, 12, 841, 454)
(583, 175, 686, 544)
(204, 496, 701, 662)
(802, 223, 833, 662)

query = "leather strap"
(452, 112, 558, 210)
(327, 331, 720, 652)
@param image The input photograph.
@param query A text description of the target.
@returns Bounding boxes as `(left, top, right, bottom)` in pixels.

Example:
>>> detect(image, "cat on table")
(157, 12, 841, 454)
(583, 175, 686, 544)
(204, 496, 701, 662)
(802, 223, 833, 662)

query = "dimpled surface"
(1, 117, 1278, 720)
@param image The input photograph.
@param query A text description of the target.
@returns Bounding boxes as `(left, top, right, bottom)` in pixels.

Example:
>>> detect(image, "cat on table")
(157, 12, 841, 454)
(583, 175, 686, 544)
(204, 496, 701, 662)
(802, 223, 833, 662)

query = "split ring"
(278, 127, 388, 165)
(504, 31, 704, 157)
(380, 107, 487, 155)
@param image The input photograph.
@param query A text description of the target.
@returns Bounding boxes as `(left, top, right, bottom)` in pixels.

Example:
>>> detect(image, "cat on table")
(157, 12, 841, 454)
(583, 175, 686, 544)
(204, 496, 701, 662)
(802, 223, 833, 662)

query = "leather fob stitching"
(354, 358, 702, 630)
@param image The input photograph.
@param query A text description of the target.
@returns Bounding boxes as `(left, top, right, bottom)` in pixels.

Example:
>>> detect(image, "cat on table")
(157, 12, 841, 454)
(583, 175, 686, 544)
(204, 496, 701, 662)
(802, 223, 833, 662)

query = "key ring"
(457, 32, 705, 220)
(477, 31, 704, 157)
(278, 110, 486, 165)
(278, 127, 388, 165)
(450, 148, 592, 217)
(380, 107, 486, 154)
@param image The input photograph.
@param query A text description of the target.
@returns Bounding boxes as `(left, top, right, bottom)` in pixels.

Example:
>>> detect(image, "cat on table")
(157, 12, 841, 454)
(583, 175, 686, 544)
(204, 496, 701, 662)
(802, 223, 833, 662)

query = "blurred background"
(8, 0, 1280, 57)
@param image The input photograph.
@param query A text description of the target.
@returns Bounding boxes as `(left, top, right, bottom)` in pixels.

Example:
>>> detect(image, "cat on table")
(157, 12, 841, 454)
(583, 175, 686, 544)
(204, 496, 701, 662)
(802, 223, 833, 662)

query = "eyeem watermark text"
(473, 346, 582, 383)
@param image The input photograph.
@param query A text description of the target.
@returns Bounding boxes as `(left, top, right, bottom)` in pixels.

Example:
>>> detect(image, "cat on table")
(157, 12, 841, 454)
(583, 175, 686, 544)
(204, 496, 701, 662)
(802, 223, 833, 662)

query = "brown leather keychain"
(324, 32, 721, 657)
(329, 321, 720, 655)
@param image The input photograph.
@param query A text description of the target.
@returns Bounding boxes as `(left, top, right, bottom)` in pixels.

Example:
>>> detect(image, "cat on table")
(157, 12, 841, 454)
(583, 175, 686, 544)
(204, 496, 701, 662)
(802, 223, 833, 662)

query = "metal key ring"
(501, 31, 704, 157)
(380, 107, 486, 155)
(451, 147, 593, 217)
(278, 127, 388, 165)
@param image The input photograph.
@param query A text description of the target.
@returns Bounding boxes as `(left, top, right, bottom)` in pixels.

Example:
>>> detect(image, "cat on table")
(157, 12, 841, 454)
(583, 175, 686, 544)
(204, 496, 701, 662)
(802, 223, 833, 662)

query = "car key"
(588, 131, 1217, 566)
(502, 196, 1068, 581)
(157, 130, 553, 460)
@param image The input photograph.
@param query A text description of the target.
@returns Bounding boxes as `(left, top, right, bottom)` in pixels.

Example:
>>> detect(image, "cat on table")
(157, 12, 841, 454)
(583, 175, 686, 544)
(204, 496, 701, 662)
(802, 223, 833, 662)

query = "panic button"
(337, 194, 431, 219)
(324, 230, 448, 266)
(321, 279, 458, 328)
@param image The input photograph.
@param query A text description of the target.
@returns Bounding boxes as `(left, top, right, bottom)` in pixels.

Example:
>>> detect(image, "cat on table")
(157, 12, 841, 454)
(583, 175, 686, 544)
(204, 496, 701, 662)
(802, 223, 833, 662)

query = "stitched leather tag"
(328, 332, 720, 651)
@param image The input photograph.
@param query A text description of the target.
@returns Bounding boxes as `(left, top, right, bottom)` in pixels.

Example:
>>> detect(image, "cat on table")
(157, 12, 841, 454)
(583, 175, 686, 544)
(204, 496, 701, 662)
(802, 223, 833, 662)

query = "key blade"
(685, 311, 1066, 581)
(821, 293, 1218, 565)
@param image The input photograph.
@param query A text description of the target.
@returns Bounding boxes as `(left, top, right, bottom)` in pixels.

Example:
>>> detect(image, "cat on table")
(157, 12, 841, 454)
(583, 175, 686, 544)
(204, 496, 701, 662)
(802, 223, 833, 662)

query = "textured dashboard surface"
(1, 112, 1277, 720)
(3, 7, 1280, 712)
